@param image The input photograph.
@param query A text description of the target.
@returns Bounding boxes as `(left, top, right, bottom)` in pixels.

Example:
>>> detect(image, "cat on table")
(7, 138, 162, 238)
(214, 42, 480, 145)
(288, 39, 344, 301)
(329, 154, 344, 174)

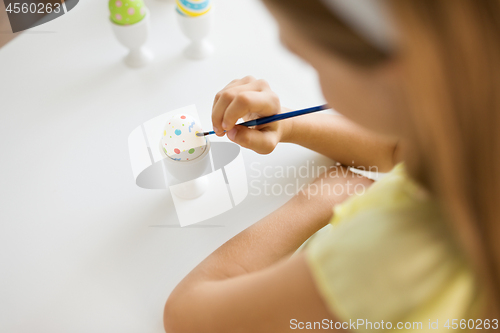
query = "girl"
(164, 0, 500, 331)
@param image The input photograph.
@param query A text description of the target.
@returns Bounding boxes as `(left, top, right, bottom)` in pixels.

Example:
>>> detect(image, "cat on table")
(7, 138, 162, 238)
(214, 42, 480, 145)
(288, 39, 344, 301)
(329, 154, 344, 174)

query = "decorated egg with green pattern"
(161, 114, 207, 162)
(109, 0, 146, 26)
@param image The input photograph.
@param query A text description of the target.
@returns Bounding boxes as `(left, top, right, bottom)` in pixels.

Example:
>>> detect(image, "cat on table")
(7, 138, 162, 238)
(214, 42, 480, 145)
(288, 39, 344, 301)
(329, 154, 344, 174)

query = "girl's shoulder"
(303, 163, 483, 331)
(330, 162, 432, 227)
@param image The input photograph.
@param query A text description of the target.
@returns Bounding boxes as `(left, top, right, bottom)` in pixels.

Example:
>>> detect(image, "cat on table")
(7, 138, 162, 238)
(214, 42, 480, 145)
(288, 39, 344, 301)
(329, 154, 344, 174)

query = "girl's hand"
(212, 76, 289, 154)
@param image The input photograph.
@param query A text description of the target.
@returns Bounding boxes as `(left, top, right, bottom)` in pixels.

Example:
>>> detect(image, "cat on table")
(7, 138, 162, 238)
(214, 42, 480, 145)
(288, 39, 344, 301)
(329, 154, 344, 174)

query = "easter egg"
(160, 114, 207, 162)
(176, 0, 212, 17)
(109, 0, 146, 26)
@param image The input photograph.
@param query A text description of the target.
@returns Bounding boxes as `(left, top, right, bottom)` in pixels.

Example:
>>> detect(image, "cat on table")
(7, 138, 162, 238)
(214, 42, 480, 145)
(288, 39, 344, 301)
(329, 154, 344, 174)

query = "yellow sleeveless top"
(299, 163, 484, 332)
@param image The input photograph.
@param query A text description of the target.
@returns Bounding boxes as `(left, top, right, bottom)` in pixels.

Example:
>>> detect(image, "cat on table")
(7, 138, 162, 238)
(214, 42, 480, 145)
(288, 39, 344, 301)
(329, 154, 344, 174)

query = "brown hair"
(263, 0, 390, 67)
(264, 0, 500, 318)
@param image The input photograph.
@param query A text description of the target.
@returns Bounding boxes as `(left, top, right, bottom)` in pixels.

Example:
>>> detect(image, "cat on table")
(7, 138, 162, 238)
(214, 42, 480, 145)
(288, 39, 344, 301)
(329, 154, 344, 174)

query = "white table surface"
(0, 0, 329, 332)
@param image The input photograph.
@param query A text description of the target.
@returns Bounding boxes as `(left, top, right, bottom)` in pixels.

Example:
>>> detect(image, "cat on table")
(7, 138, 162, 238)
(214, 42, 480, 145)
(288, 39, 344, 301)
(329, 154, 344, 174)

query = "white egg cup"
(159, 139, 211, 199)
(110, 9, 153, 68)
(176, 9, 214, 60)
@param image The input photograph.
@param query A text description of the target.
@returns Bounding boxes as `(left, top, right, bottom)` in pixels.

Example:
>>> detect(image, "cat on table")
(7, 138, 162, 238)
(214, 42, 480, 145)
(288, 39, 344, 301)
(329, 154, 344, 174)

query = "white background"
(0, 0, 331, 332)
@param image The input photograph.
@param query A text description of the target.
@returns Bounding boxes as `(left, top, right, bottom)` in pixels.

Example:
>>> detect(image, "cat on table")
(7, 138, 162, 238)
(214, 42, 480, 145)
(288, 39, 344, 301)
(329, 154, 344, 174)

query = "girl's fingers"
(212, 76, 256, 114)
(226, 125, 280, 155)
(212, 80, 264, 135)
(222, 90, 280, 132)
(212, 89, 241, 135)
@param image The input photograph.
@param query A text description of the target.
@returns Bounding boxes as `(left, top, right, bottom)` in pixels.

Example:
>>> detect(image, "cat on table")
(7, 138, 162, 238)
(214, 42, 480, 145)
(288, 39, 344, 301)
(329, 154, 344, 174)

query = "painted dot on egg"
(188, 148, 195, 154)
(181, 115, 186, 119)
(115, 13, 122, 20)
(175, 129, 182, 136)
(163, 130, 166, 136)
(174, 148, 180, 154)
(128, 7, 135, 15)
(115, 0, 122, 7)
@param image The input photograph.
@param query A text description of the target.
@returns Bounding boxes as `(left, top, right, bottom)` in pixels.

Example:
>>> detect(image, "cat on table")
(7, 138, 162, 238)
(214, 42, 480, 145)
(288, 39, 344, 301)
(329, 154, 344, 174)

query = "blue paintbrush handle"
(237, 104, 329, 127)
(198, 104, 330, 136)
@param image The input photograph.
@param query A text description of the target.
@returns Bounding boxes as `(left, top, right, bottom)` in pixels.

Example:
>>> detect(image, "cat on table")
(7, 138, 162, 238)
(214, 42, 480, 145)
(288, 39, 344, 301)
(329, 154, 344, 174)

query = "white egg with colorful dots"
(161, 114, 207, 162)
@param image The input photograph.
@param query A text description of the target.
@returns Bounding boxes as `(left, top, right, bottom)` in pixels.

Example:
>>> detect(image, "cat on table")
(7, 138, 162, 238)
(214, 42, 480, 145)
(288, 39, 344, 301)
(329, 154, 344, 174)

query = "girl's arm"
(164, 168, 372, 333)
(280, 112, 399, 172)
(212, 76, 399, 173)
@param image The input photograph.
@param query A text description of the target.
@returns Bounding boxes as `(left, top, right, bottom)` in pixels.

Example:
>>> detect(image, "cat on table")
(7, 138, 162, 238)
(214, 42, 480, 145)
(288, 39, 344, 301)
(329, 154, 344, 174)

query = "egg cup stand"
(110, 9, 153, 68)
(176, 10, 214, 60)
(159, 139, 212, 199)
(128, 105, 249, 226)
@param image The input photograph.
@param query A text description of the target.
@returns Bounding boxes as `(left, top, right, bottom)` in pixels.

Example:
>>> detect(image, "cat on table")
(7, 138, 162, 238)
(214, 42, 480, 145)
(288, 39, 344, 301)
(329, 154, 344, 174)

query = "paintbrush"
(196, 104, 329, 136)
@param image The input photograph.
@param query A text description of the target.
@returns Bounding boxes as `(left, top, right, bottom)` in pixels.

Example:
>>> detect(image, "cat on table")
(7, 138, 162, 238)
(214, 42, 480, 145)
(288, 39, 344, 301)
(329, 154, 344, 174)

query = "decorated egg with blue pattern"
(176, 0, 211, 17)
(161, 114, 207, 161)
